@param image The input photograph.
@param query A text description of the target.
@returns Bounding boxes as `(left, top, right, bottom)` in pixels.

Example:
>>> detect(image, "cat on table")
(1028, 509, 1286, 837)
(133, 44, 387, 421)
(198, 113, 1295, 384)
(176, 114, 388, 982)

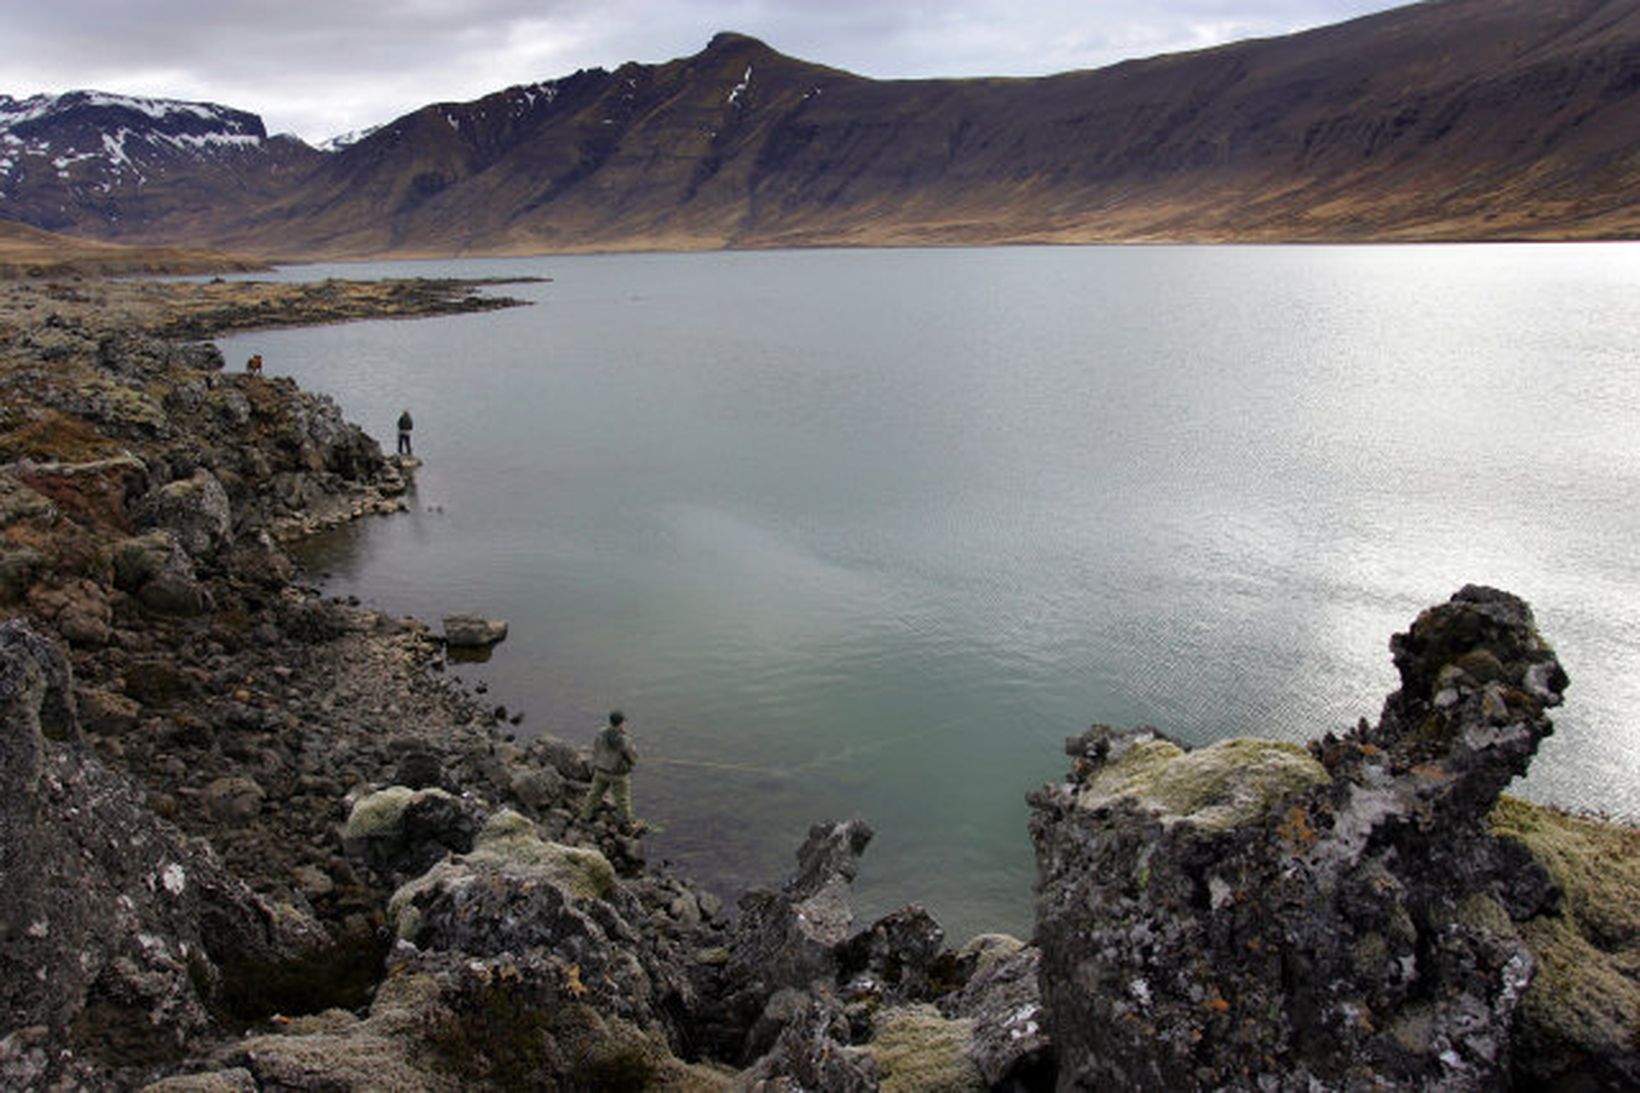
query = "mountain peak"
(705, 31, 771, 55)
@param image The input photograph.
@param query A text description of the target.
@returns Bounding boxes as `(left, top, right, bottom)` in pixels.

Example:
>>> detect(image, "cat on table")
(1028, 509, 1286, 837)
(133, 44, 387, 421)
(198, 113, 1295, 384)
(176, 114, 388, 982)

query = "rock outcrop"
(0, 620, 323, 1089)
(1028, 586, 1587, 1090)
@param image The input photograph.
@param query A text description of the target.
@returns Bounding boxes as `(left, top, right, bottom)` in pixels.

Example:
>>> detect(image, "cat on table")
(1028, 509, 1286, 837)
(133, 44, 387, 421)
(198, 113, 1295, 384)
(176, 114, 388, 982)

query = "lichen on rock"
(387, 809, 617, 939)
(1030, 586, 1577, 1091)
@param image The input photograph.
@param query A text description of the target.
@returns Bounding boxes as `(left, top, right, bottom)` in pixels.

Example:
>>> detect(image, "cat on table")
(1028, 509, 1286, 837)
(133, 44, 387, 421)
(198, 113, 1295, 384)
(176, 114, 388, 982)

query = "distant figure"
(396, 409, 413, 456)
(245, 353, 263, 375)
(580, 710, 640, 828)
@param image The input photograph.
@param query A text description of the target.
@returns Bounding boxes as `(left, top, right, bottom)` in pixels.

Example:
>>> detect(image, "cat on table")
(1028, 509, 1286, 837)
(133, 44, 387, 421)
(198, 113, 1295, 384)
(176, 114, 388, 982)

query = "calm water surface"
(218, 245, 1640, 941)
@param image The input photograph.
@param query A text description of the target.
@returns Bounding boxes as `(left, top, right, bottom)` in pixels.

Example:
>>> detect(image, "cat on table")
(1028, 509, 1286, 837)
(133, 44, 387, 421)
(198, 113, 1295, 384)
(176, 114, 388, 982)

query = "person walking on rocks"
(396, 409, 414, 456)
(581, 710, 640, 828)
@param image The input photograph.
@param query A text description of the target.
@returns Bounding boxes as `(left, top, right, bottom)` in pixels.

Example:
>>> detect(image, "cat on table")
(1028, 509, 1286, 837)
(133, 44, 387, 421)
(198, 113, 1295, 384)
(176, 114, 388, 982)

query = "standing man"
(396, 409, 414, 456)
(580, 710, 640, 828)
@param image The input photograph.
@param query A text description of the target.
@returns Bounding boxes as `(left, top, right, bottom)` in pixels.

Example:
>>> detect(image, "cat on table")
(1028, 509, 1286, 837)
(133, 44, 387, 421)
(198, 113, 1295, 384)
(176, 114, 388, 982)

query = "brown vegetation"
(0, 220, 265, 278)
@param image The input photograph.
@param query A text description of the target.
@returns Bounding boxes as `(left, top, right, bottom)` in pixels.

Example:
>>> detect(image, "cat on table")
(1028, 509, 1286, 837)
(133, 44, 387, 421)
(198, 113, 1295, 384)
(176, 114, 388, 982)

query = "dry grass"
(0, 219, 264, 278)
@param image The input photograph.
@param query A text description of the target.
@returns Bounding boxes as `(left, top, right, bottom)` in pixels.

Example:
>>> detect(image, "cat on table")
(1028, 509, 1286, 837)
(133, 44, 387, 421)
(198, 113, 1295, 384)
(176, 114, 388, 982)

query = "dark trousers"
(397, 431, 412, 455)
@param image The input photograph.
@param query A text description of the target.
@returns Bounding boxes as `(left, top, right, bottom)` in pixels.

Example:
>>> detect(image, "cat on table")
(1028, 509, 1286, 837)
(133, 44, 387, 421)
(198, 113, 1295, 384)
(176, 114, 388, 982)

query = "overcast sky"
(4, 1, 1407, 144)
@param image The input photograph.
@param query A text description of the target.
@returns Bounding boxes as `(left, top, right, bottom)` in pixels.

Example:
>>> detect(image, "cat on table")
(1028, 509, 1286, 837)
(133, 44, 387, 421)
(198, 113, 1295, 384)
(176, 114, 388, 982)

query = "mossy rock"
(0, 474, 57, 525)
(78, 375, 168, 433)
(188, 974, 454, 1091)
(469, 809, 617, 901)
(111, 531, 174, 591)
(1488, 796, 1640, 1084)
(387, 810, 617, 939)
(344, 785, 454, 840)
(1077, 737, 1329, 831)
(866, 1005, 984, 1092)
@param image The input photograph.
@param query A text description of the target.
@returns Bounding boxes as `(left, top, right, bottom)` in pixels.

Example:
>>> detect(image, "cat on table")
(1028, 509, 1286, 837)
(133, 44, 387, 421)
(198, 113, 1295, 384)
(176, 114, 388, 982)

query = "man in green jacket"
(580, 710, 639, 827)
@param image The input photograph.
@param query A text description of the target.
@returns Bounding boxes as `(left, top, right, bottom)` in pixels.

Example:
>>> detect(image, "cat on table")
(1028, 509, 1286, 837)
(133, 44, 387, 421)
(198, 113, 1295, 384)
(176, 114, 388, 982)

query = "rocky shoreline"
(2, 276, 1637, 1090)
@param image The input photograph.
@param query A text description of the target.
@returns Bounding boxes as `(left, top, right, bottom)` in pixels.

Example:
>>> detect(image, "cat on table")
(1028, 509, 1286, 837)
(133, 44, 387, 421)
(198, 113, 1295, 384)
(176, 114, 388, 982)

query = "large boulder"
(342, 785, 485, 881)
(1029, 586, 1569, 1091)
(387, 809, 618, 945)
(28, 578, 114, 648)
(133, 469, 232, 560)
(938, 936, 1051, 1088)
(375, 810, 712, 1078)
(157, 951, 726, 1093)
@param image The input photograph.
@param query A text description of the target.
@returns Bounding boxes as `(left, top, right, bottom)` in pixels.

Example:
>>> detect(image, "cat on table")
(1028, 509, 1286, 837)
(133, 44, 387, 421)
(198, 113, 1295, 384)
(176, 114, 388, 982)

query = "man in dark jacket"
(580, 710, 639, 826)
(396, 409, 413, 455)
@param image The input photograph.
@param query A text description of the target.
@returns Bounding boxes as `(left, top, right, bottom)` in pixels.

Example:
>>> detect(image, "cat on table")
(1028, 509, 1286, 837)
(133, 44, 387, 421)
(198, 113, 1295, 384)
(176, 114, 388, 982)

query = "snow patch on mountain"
(318, 125, 381, 153)
(0, 90, 268, 188)
(728, 66, 753, 106)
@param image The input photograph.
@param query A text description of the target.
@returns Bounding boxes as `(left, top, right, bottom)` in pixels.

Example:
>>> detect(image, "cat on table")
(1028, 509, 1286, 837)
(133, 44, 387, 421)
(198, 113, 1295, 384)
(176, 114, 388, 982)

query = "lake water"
(218, 244, 1640, 942)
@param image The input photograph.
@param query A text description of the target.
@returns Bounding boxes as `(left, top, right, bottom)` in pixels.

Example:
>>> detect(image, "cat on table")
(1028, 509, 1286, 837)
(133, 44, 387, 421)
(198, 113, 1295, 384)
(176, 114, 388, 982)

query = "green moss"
(1079, 737, 1329, 832)
(1078, 739, 1187, 805)
(1451, 892, 1515, 937)
(387, 811, 618, 939)
(80, 375, 168, 431)
(110, 534, 162, 590)
(1351, 931, 1389, 978)
(866, 1005, 984, 1092)
(1487, 795, 1640, 1066)
(469, 809, 616, 901)
(344, 786, 455, 840)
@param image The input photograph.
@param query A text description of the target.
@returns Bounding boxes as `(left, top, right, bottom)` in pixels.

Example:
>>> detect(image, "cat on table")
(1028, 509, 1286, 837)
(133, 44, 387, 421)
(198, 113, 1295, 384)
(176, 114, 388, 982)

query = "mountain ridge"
(4, 0, 1639, 257)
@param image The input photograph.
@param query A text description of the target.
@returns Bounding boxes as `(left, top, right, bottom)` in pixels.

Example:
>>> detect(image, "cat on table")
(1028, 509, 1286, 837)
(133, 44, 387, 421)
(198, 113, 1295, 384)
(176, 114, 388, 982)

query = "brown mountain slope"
(75, 0, 1640, 254)
(0, 220, 264, 277)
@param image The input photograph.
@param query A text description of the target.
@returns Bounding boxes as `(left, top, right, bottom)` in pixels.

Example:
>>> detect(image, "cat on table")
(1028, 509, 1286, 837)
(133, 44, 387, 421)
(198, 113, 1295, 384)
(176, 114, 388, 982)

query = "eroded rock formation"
(1026, 586, 1637, 1091)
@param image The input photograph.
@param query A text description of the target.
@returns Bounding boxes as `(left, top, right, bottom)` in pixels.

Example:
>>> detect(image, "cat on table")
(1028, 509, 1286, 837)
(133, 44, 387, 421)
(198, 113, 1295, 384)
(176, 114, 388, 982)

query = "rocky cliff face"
(8, 0, 1640, 255)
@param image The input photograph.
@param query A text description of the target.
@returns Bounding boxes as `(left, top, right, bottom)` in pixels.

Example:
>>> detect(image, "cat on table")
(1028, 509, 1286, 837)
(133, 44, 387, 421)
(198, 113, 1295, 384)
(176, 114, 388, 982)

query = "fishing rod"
(644, 755, 792, 778)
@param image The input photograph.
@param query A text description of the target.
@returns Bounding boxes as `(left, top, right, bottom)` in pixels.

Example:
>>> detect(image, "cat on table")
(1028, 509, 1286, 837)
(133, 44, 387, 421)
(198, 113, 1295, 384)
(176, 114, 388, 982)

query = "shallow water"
(218, 244, 1640, 941)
